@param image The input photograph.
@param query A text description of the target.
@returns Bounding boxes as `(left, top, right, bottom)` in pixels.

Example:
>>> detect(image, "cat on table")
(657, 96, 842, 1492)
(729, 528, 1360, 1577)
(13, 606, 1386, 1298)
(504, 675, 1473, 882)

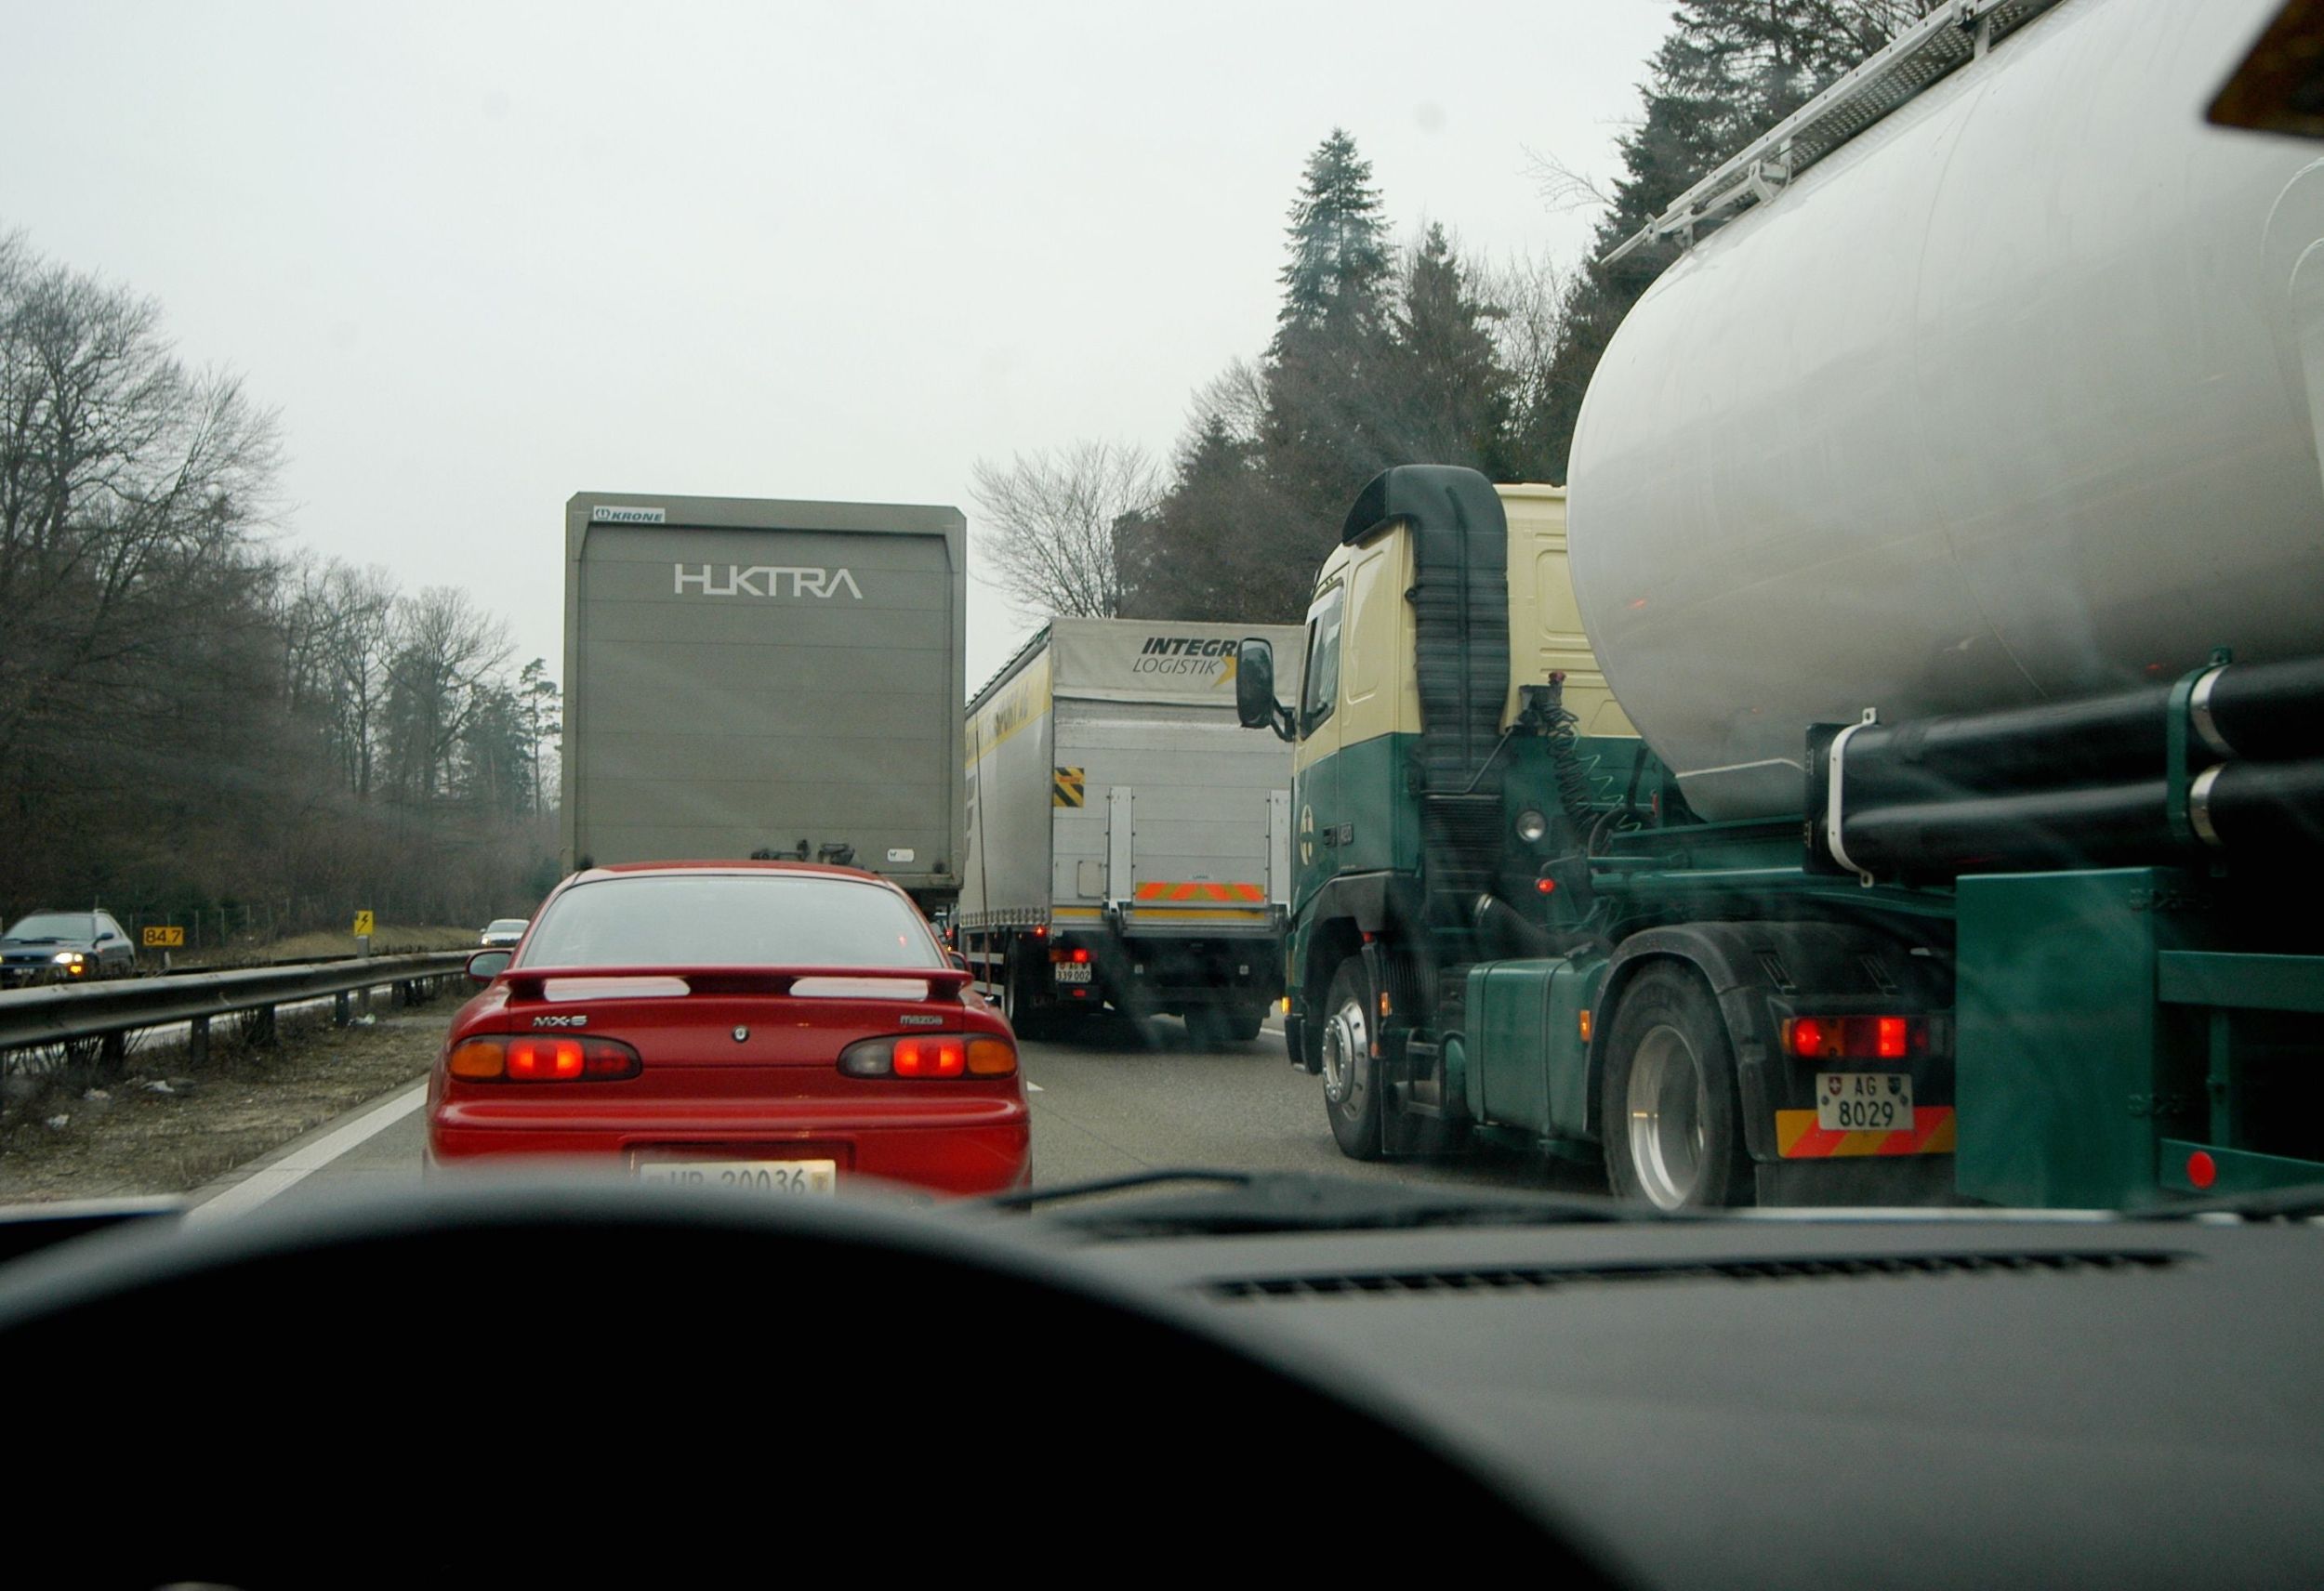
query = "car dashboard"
(0, 1180, 2315, 1589)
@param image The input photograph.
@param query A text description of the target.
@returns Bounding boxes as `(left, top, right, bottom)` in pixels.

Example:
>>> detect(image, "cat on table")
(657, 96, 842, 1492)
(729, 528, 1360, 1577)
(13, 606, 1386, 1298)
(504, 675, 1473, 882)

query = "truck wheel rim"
(1627, 1024, 1708, 1209)
(1322, 995, 1368, 1106)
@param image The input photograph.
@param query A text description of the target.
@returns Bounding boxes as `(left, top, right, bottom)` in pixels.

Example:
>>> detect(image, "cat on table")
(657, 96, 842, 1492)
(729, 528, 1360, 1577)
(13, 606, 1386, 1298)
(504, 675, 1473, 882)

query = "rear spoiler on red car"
(500, 966, 974, 1003)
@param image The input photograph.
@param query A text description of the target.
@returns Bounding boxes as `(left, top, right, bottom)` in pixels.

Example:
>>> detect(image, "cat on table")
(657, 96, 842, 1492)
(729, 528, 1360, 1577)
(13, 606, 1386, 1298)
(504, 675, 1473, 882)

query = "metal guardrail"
(0, 952, 471, 1061)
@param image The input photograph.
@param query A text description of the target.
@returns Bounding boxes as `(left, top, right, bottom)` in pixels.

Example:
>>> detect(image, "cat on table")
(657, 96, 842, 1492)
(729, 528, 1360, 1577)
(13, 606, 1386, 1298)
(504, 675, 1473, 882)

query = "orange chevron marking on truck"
(1132, 881, 1268, 903)
(1775, 1106, 1957, 1159)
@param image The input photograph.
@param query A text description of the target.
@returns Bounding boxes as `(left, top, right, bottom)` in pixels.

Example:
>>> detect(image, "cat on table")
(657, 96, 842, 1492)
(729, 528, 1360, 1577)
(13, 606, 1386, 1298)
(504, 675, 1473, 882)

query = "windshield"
(3, 1, 2319, 1248)
(5, 915, 94, 941)
(521, 875, 942, 969)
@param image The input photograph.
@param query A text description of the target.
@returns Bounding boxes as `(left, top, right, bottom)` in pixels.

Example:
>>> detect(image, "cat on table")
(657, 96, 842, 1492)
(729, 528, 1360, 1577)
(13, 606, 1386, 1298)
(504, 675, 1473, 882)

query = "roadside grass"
(0, 998, 456, 1201)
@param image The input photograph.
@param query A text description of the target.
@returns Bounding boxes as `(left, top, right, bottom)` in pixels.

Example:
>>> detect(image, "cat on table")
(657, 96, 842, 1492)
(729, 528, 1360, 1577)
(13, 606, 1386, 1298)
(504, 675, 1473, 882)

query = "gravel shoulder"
(0, 1004, 453, 1202)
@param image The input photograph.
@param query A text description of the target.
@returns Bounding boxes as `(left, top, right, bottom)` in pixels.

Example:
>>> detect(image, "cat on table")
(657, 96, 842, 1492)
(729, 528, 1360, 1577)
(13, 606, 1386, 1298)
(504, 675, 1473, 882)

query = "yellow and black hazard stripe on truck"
(1052, 767, 1085, 808)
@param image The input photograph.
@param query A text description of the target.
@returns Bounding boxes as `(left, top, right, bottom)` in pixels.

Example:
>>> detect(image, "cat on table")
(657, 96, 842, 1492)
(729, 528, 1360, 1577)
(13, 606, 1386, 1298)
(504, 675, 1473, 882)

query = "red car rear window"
(521, 874, 942, 969)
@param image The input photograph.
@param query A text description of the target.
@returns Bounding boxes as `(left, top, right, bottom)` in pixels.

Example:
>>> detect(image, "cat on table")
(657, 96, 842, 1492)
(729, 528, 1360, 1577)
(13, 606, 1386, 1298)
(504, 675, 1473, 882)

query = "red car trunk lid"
(496, 965, 974, 1070)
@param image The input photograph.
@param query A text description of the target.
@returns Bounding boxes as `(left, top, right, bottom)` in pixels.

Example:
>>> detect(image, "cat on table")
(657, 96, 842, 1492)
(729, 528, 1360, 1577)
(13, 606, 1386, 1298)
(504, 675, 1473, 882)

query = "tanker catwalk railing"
(0, 952, 470, 1077)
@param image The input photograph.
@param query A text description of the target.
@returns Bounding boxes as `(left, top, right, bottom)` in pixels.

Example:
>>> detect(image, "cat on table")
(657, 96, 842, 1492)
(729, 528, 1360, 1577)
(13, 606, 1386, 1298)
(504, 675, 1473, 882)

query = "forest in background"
(0, 231, 558, 940)
(976, 0, 1941, 626)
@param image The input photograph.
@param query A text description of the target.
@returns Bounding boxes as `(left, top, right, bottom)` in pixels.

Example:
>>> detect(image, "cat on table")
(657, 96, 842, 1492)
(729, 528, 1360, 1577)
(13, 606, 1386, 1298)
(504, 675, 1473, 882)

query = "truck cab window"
(1300, 583, 1345, 737)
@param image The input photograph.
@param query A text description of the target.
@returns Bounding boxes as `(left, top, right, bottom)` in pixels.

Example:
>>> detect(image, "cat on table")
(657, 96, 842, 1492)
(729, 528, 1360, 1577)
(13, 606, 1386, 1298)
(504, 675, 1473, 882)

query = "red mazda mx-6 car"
(427, 862, 1029, 1196)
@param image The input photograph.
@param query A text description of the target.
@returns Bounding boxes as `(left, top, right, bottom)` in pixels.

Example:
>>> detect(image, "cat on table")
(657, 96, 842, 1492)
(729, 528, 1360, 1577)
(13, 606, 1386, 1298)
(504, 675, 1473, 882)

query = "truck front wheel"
(1600, 965, 1753, 1210)
(1320, 958, 1382, 1161)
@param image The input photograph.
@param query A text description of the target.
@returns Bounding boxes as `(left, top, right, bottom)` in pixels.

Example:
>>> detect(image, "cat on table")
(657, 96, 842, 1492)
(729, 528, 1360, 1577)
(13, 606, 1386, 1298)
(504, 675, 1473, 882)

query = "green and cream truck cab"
(1236, 467, 2324, 1211)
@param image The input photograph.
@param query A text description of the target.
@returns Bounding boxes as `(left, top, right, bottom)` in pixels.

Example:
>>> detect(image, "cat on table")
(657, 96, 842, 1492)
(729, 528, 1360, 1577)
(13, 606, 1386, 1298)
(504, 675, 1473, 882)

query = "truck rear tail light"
(840, 1033, 1011, 1078)
(447, 1036, 641, 1081)
(1783, 1016, 1929, 1060)
(1051, 945, 1091, 964)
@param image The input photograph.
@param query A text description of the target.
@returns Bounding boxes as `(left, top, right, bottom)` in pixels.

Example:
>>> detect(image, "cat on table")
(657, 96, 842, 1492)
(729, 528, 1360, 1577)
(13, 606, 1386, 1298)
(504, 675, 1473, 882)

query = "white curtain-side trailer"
(960, 617, 1303, 1046)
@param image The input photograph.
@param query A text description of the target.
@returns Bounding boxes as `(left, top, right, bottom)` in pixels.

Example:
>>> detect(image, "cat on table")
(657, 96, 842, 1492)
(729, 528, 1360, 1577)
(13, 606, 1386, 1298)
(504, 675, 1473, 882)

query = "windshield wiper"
(980, 1167, 1668, 1237)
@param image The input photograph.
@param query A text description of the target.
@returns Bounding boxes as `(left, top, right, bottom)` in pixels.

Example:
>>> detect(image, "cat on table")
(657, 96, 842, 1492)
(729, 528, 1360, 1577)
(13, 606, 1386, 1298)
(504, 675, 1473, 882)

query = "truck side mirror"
(1236, 638, 1294, 741)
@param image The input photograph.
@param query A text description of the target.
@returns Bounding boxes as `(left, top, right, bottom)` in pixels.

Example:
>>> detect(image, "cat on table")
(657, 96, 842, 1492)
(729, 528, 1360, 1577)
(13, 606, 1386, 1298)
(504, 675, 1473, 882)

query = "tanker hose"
(1581, 731, 1652, 856)
(1530, 673, 1596, 841)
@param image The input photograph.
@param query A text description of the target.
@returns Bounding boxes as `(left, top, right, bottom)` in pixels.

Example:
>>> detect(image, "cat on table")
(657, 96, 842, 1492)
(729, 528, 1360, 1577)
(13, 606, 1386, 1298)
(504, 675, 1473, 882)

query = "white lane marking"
(1027, 1082, 1044, 1092)
(188, 1083, 428, 1222)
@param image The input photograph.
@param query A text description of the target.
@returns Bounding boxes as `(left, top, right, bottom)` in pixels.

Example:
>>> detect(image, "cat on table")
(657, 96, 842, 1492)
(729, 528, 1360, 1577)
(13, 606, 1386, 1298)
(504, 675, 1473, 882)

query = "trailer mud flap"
(1755, 1155, 1957, 1207)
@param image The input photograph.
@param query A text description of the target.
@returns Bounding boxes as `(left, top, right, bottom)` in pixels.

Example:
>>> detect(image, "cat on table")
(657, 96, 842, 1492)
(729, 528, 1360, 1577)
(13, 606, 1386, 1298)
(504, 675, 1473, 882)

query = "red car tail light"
(966, 1037, 1017, 1076)
(450, 1040, 508, 1079)
(446, 1036, 642, 1082)
(892, 1036, 966, 1077)
(508, 1038, 585, 1080)
(839, 1033, 1013, 1078)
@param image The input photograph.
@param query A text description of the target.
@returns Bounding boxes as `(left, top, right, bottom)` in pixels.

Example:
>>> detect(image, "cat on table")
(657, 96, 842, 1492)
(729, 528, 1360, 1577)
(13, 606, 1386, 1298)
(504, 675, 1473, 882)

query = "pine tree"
(1386, 224, 1512, 474)
(1275, 128, 1392, 340)
(1128, 414, 1272, 620)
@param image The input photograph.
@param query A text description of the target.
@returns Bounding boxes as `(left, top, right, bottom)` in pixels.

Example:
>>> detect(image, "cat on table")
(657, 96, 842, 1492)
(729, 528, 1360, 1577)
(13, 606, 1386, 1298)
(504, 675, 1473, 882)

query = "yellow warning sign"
(142, 926, 184, 948)
(352, 910, 376, 938)
(1052, 766, 1086, 808)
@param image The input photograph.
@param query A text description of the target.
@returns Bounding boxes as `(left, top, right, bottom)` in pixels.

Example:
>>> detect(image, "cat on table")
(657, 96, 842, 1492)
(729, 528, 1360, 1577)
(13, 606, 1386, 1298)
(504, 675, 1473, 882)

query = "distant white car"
(478, 918, 528, 948)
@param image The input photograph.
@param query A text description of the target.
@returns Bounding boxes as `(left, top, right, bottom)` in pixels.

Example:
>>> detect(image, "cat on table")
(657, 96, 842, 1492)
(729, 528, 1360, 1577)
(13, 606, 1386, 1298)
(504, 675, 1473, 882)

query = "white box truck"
(959, 617, 1303, 1045)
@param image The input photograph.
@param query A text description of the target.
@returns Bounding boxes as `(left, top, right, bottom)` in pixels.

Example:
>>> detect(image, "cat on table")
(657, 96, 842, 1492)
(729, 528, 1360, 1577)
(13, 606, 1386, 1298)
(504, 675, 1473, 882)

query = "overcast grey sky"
(3, 1, 1671, 689)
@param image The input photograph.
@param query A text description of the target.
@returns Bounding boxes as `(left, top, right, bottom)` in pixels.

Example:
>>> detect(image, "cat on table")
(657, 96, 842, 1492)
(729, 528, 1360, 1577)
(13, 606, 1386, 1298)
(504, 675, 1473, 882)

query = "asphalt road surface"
(194, 1010, 1604, 1216)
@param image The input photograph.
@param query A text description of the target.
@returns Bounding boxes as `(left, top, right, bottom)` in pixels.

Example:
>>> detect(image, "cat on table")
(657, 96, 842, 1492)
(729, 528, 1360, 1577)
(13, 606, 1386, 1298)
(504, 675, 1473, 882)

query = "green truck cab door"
(1290, 579, 1346, 917)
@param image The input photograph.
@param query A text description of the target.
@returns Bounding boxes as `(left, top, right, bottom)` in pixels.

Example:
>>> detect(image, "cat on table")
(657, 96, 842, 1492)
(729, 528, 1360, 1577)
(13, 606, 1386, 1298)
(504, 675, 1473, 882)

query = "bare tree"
(381, 585, 512, 804)
(1522, 148, 1617, 217)
(1477, 251, 1571, 477)
(0, 230, 282, 782)
(970, 440, 1161, 619)
(1184, 359, 1270, 448)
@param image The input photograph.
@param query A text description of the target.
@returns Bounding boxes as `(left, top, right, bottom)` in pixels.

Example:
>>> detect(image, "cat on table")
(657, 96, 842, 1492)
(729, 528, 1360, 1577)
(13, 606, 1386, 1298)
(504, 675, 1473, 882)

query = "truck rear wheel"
(1226, 1006, 1265, 1044)
(1600, 964, 1753, 1210)
(1320, 958, 1382, 1161)
(1000, 948, 1047, 1040)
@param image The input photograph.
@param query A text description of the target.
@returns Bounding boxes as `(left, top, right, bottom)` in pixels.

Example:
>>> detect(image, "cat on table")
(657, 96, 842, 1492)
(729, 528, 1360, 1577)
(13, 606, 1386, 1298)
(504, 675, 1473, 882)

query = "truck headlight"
(1515, 809, 1549, 844)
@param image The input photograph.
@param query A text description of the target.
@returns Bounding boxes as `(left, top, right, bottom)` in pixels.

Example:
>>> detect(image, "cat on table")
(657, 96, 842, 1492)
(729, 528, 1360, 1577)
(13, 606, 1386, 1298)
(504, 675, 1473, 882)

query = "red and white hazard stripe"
(1774, 1106, 1957, 1159)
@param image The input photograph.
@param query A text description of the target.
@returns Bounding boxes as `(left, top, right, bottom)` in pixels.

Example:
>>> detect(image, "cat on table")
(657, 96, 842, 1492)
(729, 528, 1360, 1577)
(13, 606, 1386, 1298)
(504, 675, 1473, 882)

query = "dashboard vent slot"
(1207, 1250, 2181, 1302)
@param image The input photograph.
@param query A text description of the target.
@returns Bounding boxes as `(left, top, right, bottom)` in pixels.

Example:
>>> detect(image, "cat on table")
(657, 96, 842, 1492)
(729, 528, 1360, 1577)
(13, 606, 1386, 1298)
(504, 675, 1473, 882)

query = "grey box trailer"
(958, 616, 1303, 1045)
(561, 492, 966, 906)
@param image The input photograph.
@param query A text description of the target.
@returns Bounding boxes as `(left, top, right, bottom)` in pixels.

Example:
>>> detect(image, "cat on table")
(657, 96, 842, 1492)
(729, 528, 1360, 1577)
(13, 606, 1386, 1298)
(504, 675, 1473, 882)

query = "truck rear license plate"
(1054, 963, 1091, 984)
(1816, 1072, 1912, 1133)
